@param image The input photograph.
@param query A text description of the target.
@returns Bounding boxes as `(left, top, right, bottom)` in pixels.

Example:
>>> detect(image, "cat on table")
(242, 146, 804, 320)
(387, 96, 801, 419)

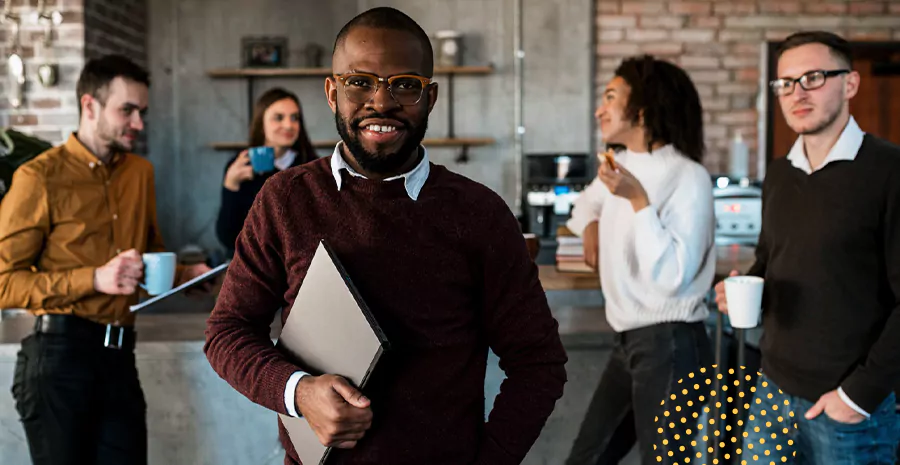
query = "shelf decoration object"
(434, 30, 462, 68)
(242, 36, 288, 68)
(37, 0, 63, 88)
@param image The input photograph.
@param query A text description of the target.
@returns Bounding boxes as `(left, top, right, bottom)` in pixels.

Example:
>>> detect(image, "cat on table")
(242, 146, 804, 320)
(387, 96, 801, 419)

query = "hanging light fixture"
(8, 52, 25, 108)
(1, 5, 25, 108)
(37, 0, 62, 88)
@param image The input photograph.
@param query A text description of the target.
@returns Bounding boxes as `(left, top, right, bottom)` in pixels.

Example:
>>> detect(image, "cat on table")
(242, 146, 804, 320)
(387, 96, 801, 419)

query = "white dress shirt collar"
(786, 116, 865, 174)
(329, 142, 430, 200)
(274, 149, 297, 171)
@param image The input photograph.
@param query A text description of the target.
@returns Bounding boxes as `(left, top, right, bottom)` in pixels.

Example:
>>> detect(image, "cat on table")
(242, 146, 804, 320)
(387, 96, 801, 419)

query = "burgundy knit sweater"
(204, 156, 568, 465)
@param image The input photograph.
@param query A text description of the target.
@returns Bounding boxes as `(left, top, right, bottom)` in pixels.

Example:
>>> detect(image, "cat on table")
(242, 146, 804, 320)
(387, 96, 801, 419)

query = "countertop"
(0, 287, 284, 347)
(540, 244, 756, 291)
(1, 245, 757, 346)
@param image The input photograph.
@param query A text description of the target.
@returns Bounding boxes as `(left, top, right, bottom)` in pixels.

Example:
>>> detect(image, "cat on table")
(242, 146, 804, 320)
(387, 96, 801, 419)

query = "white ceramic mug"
(724, 275, 764, 329)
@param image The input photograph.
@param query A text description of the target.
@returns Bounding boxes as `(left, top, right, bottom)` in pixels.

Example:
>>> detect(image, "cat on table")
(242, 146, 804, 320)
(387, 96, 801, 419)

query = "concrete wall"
(146, 0, 593, 251)
(147, 0, 335, 252)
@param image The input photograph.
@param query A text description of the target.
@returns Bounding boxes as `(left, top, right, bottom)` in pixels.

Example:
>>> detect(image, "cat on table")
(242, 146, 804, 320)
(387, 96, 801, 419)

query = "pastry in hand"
(598, 148, 617, 171)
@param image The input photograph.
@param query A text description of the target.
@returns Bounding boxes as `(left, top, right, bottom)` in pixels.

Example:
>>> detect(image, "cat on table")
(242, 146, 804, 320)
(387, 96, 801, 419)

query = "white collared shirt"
(282, 142, 431, 418)
(785, 116, 865, 174)
(329, 142, 430, 201)
(274, 149, 297, 171)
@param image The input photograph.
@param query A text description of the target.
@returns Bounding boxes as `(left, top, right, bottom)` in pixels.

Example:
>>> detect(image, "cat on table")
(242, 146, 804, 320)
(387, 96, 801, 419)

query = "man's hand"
(94, 249, 143, 295)
(805, 390, 866, 424)
(178, 263, 214, 296)
(713, 270, 739, 314)
(582, 221, 599, 270)
(177, 263, 211, 285)
(295, 374, 373, 449)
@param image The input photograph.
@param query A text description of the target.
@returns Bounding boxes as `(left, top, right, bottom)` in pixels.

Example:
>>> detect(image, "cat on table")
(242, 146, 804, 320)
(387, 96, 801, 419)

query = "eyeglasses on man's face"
(769, 69, 849, 97)
(333, 72, 433, 106)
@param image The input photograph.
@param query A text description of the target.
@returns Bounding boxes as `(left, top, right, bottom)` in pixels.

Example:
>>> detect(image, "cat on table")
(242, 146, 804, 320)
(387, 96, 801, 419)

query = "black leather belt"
(34, 314, 136, 350)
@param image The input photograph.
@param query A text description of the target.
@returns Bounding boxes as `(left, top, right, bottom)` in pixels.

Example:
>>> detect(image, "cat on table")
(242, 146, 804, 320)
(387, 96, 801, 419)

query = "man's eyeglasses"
(769, 69, 850, 97)
(333, 72, 432, 106)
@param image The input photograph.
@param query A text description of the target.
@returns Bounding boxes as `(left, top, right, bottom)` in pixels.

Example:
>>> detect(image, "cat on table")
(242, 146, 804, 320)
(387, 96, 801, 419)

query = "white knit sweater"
(566, 145, 716, 332)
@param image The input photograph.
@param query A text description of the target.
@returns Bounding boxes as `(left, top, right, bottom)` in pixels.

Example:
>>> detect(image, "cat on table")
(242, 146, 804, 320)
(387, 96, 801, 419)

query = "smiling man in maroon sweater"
(204, 7, 568, 465)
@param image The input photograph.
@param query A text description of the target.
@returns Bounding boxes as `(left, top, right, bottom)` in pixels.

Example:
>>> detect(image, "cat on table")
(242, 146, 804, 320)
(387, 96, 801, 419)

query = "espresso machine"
(522, 153, 591, 263)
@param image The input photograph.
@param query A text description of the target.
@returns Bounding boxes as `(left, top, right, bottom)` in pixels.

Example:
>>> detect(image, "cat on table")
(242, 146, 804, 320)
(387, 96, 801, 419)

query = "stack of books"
(555, 236, 594, 273)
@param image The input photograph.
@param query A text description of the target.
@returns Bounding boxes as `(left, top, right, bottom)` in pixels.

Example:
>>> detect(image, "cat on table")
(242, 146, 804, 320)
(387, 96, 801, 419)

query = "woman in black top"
(216, 88, 317, 250)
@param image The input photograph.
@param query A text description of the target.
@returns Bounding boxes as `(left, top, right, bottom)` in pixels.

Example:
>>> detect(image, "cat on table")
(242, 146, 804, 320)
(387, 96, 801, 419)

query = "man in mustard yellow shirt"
(0, 55, 208, 465)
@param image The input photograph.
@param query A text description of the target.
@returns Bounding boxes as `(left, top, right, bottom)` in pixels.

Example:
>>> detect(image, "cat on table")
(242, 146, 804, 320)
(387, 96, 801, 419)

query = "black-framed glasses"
(769, 69, 850, 96)
(333, 72, 432, 106)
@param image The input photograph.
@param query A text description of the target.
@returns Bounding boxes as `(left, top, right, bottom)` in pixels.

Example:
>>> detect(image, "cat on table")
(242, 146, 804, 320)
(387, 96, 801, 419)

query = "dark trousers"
(565, 321, 714, 465)
(11, 331, 147, 465)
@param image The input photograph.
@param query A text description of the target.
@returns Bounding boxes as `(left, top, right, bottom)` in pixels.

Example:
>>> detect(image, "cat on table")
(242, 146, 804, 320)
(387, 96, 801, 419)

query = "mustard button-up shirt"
(0, 134, 168, 325)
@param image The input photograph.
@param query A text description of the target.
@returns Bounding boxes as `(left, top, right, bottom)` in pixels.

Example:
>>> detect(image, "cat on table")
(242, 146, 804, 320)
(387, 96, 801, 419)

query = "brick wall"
(84, 0, 146, 67)
(596, 0, 900, 177)
(0, 0, 146, 147)
(0, 0, 86, 145)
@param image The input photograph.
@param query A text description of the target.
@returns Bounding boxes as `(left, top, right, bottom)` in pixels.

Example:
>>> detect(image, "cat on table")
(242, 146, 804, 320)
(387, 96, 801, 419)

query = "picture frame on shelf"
(242, 36, 287, 68)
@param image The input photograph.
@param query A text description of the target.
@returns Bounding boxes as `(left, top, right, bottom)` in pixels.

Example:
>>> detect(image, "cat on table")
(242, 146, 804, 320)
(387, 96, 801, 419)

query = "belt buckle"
(103, 324, 124, 349)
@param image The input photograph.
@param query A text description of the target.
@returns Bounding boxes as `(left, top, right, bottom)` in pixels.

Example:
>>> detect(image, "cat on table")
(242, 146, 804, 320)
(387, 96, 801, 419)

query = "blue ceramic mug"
(248, 146, 275, 173)
(141, 252, 176, 296)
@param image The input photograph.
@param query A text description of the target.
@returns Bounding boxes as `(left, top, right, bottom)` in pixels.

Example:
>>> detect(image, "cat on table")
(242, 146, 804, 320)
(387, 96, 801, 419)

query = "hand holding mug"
(94, 249, 143, 295)
(223, 150, 254, 192)
(714, 270, 739, 314)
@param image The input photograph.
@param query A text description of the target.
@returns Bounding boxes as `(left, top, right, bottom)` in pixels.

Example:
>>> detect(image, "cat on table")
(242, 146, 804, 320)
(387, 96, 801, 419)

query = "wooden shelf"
(206, 65, 493, 78)
(413, 137, 495, 147)
(210, 137, 495, 152)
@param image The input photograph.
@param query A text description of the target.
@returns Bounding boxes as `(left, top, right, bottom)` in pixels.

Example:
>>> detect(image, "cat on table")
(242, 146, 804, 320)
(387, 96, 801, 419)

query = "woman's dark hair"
(248, 88, 317, 163)
(614, 55, 705, 162)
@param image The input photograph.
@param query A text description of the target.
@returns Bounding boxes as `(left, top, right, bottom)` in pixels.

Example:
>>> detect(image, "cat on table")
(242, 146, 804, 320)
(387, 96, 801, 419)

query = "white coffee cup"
(142, 252, 176, 296)
(724, 276, 764, 329)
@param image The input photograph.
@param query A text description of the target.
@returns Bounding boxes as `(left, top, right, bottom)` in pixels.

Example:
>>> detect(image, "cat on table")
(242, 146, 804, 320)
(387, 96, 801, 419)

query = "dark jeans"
(11, 332, 148, 465)
(744, 374, 900, 465)
(565, 321, 714, 465)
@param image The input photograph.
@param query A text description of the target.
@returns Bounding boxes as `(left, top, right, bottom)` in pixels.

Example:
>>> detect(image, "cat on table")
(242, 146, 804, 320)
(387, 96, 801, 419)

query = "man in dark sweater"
(203, 7, 568, 465)
(715, 31, 900, 463)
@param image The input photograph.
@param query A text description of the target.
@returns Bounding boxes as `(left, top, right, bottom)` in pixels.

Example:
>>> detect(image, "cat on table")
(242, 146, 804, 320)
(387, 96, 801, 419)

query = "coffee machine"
(522, 153, 591, 262)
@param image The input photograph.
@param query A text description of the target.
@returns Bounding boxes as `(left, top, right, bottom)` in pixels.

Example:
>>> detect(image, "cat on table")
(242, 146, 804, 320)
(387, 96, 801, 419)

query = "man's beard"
(335, 103, 428, 175)
(97, 115, 133, 153)
(792, 90, 845, 136)
(797, 104, 843, 136)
